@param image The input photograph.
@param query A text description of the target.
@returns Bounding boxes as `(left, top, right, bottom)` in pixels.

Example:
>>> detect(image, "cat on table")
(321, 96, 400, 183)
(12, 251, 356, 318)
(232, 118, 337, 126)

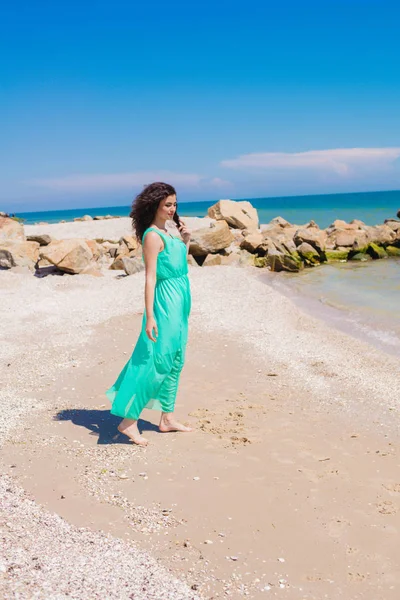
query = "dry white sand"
(25, 216, 214, 241)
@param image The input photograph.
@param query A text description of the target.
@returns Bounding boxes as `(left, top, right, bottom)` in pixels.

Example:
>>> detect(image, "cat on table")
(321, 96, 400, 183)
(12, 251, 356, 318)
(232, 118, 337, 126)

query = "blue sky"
(1, 0, 400, 212)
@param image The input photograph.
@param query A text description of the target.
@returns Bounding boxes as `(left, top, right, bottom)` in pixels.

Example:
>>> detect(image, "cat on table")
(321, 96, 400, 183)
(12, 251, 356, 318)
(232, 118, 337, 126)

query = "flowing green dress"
(106, 227, 191, 420)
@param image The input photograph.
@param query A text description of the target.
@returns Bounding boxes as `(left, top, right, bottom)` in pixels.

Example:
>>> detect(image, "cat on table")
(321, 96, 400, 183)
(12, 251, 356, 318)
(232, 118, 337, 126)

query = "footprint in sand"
(382, 483, 400, 494)
(376, 500, 398, 515)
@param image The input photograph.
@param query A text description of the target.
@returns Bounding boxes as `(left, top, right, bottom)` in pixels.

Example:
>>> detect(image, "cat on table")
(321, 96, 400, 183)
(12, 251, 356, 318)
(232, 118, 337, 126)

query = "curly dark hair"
(130, 182, 181, 242)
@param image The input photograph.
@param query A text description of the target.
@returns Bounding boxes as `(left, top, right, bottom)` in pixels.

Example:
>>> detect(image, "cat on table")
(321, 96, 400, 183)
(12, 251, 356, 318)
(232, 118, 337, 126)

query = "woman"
(106, 182, 192, 446)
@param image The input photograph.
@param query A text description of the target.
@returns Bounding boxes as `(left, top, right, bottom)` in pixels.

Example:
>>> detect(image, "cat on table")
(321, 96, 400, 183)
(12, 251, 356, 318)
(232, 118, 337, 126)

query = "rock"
(350, 252, 372, 261)
(240, 232, 263, 253)
(0, 240, 39, 270)
(122, 256, 144, 276)
(109, 256, 125, 270)
(294, 227, 326, 252)
(109, 246, 119, 258)
(189, 221, 234, 256)
(366, 242, 388, 259)
(350, 219, 366, 228)
(266, 247, 303, 272)
(203, 254, 223, 266)
(207, 200, 259, 230)
(385, 245, 400, 257)
(397, 209, 400, 219)
(93, 215, 106, 220)
(0, 216, 25, 241)
(119, 235, 138, 252)
(27, 234, 52, 246)
(325, 249, 349, 262)
(254, 256, 268, 268)
(269, 216, 292, 228)
(329, 219, 360, 231)
(0, 248, 14, 269)
(367, 225, 396, 245)
(238, 249, 256, 266)
(297, 242, 321, 265)
(384, 219, 400, 233)
(74, 215, 93, 222)
(328, 229, 370, 249)
(80, 264, 104, 276)
(304, 220, 319, 229)
(40, 239, 93, 273)
(221, 252, 241, 266)
(85, 239, 103, 260)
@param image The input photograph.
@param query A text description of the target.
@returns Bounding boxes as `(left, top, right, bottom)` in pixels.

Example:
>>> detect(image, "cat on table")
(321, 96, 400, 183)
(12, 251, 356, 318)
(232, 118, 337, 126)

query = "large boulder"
(40, 239, 93, 273)
(189, 221, 234, 256)
(297, 242, 321, 265)
(266, 247, 303, 272)
(208, 200, 259, 230)
(367, 225, 396, 246)
(366, 243, 388, 259)
(327, 229, 370, 249)
(0, 216, 25, 241)
(325, 249, 349, 262)
(122, 256, 144, 276)
(27, 234, 52, 246)
(329, 219, 360, 231)
(240, 232, 263, 254)
(384, 219, 400, 233)
(294, 227, 326, 252)
(269, 216, 292, 228)
(0, 240, 39, 270)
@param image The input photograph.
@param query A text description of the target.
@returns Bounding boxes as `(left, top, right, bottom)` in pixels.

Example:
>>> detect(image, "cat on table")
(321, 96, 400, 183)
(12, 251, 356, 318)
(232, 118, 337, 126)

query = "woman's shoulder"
(142, 228, 165, 249)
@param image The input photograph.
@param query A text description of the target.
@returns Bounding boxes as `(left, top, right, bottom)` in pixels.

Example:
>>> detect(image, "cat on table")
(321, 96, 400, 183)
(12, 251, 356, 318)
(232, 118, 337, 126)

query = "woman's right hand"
(145, 316, 158, 342)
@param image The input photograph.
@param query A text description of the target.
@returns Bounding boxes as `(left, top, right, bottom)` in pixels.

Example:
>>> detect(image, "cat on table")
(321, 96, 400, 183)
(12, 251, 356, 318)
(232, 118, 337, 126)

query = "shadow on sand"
(54, 408, 159, 445)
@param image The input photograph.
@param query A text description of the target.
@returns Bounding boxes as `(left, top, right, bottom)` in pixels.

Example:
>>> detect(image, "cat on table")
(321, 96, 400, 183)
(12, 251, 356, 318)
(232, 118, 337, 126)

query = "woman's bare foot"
(118, 419, 148, 446)
(159, 414, 193, 433)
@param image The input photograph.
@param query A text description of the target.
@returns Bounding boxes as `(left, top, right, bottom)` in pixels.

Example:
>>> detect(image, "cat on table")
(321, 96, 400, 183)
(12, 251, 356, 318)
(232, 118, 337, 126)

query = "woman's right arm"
(143, 232, 163, 342)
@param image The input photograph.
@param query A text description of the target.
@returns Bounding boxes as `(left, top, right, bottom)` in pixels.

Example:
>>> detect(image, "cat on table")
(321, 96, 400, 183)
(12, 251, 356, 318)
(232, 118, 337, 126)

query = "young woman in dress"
(106, 182, 192, 446)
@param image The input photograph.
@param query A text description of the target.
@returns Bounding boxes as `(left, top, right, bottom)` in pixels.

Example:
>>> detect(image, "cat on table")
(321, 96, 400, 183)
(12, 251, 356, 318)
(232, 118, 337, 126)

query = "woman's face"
(157, 194, 177, 221)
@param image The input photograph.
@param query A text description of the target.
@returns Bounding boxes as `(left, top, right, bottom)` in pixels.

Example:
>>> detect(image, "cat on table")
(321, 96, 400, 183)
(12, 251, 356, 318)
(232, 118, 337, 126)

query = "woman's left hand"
(179, 221, 191, 244)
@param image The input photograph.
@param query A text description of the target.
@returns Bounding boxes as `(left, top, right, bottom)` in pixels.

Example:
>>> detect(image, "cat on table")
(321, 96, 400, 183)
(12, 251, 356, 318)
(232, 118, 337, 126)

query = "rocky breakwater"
(2, 201, 400, 277)
(184, 200, 400, 272)
(238, 215, 400, 272)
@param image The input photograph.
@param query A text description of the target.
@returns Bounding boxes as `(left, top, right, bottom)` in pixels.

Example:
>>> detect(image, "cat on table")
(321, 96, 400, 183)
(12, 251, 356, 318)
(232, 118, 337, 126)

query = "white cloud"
(221, 148, 400, 175)
(30, 171, 203, 192)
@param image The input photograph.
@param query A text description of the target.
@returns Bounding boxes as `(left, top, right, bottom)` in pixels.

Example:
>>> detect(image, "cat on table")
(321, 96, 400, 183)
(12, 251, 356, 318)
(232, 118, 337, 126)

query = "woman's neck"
(152, 217, 168, 231)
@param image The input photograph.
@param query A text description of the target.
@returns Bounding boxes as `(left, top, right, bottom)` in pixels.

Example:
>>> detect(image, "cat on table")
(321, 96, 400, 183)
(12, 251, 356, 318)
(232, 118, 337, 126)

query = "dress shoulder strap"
(142, 227, 169, 245)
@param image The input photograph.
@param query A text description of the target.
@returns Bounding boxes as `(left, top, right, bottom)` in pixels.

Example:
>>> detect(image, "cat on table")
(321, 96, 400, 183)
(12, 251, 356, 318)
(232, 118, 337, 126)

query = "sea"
(16, 189, 400, 356)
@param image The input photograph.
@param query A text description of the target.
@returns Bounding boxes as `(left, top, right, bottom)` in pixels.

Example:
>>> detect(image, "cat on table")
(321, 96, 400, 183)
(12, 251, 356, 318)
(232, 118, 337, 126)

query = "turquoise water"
(15, 189, 400, 226)
(266, 258, 400, 356)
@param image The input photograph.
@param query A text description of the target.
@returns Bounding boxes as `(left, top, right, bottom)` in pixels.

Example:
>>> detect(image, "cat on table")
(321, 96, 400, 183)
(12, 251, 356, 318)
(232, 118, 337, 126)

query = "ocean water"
(15, 189, 400, 226)
(265, 258, 400, 357)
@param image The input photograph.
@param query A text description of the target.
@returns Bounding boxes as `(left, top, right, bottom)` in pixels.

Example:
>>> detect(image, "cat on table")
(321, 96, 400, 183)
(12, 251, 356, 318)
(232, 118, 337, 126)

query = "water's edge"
(260, 261, 400, 359)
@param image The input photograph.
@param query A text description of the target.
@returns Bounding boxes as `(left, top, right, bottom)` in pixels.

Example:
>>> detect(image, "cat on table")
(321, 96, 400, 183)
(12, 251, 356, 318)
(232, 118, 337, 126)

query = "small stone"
(277, 557, 285, 562)
(229, 556, 238, 561)
(204, 540, 213, 544)
(118, 473, 129, 480)
(193, 476, 200, 481)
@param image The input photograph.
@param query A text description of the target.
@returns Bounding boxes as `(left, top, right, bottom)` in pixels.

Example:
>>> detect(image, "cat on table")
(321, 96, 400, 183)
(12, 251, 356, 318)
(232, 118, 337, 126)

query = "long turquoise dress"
(106, 227, 191, 420)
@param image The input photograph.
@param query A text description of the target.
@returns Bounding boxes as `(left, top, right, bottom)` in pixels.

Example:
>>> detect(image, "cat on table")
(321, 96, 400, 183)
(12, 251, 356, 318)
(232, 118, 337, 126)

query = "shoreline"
(262, 263, 400, 359)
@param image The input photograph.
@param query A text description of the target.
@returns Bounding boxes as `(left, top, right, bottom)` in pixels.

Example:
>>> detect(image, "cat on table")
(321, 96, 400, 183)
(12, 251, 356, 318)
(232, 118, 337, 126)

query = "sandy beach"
(1, 217, 400, 599)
